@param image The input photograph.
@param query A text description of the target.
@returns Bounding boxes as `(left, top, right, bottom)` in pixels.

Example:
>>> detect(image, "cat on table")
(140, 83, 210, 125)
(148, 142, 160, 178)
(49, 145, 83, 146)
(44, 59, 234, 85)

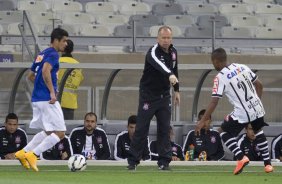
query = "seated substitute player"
(70, 112, 111, 160)
(195, 48, 273, 174)
(41, 136, 73, 160)
(114, 115, 150, 160)
(271, 134, 282, 162)
(236, 124, 262, 161)
(150, 126, 184, 161)
(183, 109, 224, 161)
(0, 113, 27, 160)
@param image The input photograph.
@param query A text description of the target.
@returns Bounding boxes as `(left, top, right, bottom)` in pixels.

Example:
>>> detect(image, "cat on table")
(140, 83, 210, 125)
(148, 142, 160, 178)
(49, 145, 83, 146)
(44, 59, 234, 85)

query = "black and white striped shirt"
(212, 63, 265, 123)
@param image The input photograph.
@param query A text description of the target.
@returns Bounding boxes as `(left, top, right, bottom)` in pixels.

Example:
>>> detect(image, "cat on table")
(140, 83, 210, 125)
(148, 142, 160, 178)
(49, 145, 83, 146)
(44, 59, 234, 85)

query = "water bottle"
(185, 151, 190, 161)
(189, 144, 194, 161)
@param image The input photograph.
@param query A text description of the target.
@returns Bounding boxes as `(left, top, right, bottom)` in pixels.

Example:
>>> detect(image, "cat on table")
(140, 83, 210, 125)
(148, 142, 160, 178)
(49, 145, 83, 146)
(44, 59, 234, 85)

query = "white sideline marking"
(1, 160, 282, 166)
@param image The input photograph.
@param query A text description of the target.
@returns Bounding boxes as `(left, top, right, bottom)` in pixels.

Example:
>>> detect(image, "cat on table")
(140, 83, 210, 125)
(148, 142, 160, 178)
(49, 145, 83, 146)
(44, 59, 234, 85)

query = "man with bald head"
(127, 26, 180, 170)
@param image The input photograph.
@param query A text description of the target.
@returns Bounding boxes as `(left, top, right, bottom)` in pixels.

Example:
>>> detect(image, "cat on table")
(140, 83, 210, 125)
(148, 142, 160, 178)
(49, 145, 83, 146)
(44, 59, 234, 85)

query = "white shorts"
(30, 101, 66, 131)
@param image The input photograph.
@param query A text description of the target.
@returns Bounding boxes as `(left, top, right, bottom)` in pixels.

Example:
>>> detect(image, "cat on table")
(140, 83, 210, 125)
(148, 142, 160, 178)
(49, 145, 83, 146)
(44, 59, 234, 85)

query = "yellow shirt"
(58, 57, 84, 109)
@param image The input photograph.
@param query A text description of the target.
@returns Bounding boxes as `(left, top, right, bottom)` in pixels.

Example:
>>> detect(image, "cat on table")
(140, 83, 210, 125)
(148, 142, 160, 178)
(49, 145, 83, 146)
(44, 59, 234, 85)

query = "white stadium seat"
(264, 15, 282, 28)
(163, 15, 195, 27)
(17, 0, 49, 11)
(255, 27, 282, 38)
(44, 24, 80, 36)
(120, 2, 151, 15)
(85, 2, 118, 15)
(61, 12, 95, 24)
(52, 1, 83, 12)
(0, 11, 23, 24)
(229, 15, 264, 27)
(80, 24, 112, 36)
(221, 26, 255, 38)
(255, 4, 282, 14)
(95, 14, 128, 26)
(242, 0, 274, 4)
(29, 11, 56, 24)
(219, 4, 253, 15)
(186, 4, 218, 15)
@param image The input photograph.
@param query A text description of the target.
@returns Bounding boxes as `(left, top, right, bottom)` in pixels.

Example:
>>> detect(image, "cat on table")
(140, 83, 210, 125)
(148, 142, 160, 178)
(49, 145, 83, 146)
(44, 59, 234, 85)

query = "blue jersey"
(30, 47, 59, 102)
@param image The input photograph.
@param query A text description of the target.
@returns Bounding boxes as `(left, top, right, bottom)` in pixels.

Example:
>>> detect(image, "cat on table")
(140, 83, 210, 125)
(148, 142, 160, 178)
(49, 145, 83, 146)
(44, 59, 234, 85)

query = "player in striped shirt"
(195, 48, 273, 174)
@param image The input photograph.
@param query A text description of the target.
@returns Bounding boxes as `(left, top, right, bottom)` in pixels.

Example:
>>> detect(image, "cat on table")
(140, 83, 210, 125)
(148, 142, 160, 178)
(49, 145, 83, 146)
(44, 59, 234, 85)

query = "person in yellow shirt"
(58, 39, 84, 120)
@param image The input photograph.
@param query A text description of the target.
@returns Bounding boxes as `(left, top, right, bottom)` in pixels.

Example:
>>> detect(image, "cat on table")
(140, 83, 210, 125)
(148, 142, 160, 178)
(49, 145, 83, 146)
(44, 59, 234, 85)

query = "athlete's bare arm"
(27, 70, 35, 82)
(253, 79, 263, 99)
(42, 62, 56, 104)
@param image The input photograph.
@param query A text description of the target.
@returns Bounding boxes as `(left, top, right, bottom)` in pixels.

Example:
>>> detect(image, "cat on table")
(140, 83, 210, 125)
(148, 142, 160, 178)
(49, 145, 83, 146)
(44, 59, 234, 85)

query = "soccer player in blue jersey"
(15, 28, 69, 171)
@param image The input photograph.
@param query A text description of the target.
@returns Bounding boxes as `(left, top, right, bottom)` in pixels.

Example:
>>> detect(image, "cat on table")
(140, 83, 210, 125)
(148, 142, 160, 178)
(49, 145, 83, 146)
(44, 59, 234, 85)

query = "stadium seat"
(221, 26, 255, 38)
(61, 12, 95, 24)
(219, 4, 253, 15)
(242, 0, 274, 4)
(94, 46, 128, 53)
(17, 0, 49, 11)
(0, 0, 17, 11)
(186, 4, 218, 15)
(29, 11, 56, 25)
(163, 15, 195, 27)
(85, 2, 118, 15)
(254, 4, 282, 14)
(229, 15, 264, 27)
(96, 14, 128, 26)
(152, 3, 184, 15)
(255, 27, 282, 38)
(52, 1, 83, 12)
(185, 26, 221, 38)
(119, 2, 151, 15)
(113, 24, 148, 37)
(79, 24, 112, 36)
(264, 15, 282, 28)
(149, 25, 183, 37)
(6, 22, 21, 35)
(207, 0, 241, 3)
(0, 11, 23, 24)
(197, 15, 228, 28)
(129, 14, 162, 26)
(44, 24, 80, 36)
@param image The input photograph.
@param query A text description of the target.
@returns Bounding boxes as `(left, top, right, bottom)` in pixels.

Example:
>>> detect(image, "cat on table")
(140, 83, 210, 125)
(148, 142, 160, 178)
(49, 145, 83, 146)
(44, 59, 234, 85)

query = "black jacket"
(150, 140, 184, 161)
(183, 129, 225, 161)
(0, 127, 27, 159)
(237, 133, 262, 161)
(70, 127, 111, 160)
(140, 43, 179, 99)
(271, 134, 282, 160)
(41, 136, 72, 160)
(114, 131, 150, 160)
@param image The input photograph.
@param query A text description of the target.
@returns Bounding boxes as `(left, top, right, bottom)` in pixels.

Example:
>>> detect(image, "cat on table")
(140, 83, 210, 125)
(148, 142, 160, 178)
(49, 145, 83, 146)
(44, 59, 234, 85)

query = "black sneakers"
(127, 164, 136, 170)
(158, 165, 170, 171)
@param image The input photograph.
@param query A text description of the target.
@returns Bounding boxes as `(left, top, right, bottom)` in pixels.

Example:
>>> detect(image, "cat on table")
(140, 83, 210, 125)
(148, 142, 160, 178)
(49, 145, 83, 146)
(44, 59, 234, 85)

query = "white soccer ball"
(68, 154, 87, 172)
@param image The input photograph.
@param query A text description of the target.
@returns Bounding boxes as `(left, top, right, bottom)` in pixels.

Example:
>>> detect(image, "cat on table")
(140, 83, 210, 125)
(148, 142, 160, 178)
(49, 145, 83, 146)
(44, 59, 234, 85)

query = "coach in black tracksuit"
(127, 26, 180, 170)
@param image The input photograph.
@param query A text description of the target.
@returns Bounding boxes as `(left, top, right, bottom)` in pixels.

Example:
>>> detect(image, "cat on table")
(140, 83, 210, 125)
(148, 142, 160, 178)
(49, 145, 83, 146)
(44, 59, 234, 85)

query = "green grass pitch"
(0, 165, 281, 184)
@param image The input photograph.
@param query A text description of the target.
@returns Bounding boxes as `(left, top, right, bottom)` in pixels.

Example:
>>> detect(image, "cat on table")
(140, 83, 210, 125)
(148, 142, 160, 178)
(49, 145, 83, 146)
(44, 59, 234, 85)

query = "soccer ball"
(68, 154, 87, 172)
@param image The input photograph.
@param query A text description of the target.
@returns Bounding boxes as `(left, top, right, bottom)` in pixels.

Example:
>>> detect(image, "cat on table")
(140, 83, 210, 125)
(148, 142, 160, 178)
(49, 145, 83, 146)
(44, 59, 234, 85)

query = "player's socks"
(15, 149, 30, 169)
(33, 133, 60, 156)
(25, 151, 39, 172)
(24, 131, 48, 152)
(255, 131, 272, 166)
(221, 132, 244, 160)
